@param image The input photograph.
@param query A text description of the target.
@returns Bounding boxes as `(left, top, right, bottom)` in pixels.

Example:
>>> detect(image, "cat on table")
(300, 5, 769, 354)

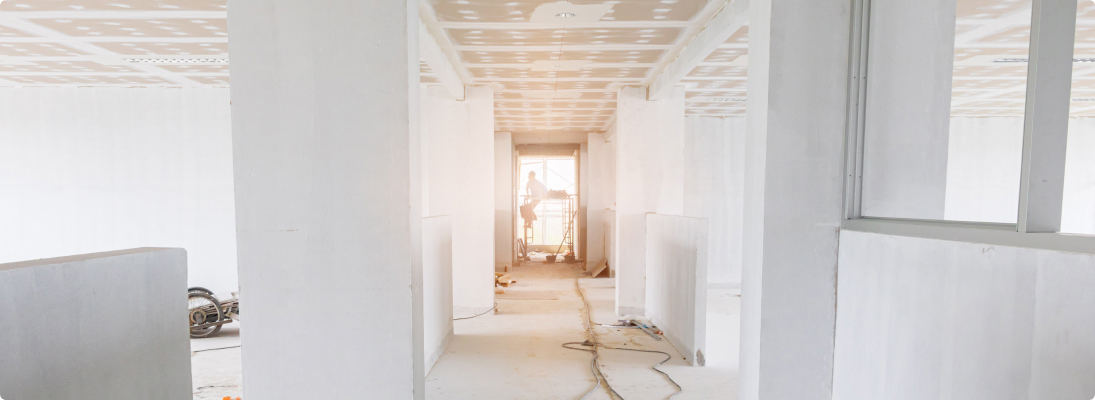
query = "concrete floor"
(427, 262, 740, 399)
(189, 262, 740, 399)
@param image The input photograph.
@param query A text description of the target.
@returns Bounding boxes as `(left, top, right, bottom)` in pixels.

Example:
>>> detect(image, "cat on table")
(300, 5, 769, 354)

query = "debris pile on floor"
(495, 273, 514, 294)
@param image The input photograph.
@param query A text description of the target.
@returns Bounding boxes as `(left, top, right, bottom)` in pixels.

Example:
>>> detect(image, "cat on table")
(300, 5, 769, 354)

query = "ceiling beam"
(452, 44, 672, 51)
(419, 22, 465, 100)
(434, 21, 692, 29)
(0, 11, 226, 19)
(648, 0, 748, 100)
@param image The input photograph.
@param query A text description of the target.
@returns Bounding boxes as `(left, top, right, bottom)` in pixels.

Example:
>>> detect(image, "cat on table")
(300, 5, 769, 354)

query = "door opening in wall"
(518, 154, 577, 260)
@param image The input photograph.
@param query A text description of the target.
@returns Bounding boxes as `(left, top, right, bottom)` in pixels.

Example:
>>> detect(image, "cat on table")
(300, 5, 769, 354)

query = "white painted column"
(453, 85, 496, 314)
(495, 131, 514, 272)
(614, 85, 685, 316)
(229, 1, 420, 398)
(739, 0, 849, 398)
(859, 0, 957, 219)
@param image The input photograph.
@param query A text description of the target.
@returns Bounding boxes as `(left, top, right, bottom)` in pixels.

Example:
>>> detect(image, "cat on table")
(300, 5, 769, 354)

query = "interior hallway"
(427, 261, 739, 399)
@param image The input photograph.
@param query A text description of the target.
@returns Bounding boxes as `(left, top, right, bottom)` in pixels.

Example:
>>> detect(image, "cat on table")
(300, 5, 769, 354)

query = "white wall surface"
(452, 86, 496, 314)
(685, 116, 745, 285)
(586, 132, 613, 267)
(645, 214, 708, 366)
(0, 87, 238, 295)
(495, 132, 514, 270)
(833, 230, 1095, 400)
(0, 248, 191, 400)
(422, 216, 453, 374)
(605, 209, 616, 274)
(421, 85, 463, 218)
(230, 1, 419, 397)
(1063, 118, 1095, 234)
(614, 85, 685, 316)
(741, 0, 848, 398)
(944, 117, 1024, 223)
(860, 0, 956, 220)
(941, 117, 1095, 232)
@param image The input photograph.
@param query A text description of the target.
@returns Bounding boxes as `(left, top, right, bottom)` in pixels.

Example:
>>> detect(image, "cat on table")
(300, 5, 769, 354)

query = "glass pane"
(1064, 1, 1095, 235)
(519, 156, 576, 245)
(860, 0, 1030, 223)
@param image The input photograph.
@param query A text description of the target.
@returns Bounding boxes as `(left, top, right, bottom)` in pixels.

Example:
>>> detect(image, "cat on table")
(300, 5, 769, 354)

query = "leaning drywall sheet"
(645, 214, 709, 366)
(0, 248, 192, 400)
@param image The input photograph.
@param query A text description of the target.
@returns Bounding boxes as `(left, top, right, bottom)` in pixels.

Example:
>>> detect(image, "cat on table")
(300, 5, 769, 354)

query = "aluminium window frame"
(840, 0, 1095, 255)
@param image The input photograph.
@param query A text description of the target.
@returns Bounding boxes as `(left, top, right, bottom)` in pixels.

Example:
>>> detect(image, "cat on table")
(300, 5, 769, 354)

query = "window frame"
(841, 0, 1095, 254)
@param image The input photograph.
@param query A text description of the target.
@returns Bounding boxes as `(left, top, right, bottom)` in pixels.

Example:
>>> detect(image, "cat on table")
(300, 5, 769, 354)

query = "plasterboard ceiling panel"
(185, 75, 228, 85)
(0, 60, 142, 73)
(0, 25, 35, 37)
(688, 102, 745, 108)
(3, 75, 176, 85)
(956, 0, 1030, 19)
(687, 108, 744, 115)
(500, 80, 616, 90)
(32, 18, 228, 38)
(93, 42, 229, 56)
(701, 48, 745, 63)
(686, 90, 745, 98)
(158, 64, 229, 73)
(0, 0, 225, 11)
(471, 67, 648, 78)
(497, 100, 615, 107)
(953, 65, 1027, 78)
(972, 26, 1029, 44)
(463, 50, 663, 64)
(0, 43, 89, 56)
(687, 65, 745, 77)
(431, 0, 708, 23)
(953, 48, 1026, 61)
(448, 27, 681, 46)
(494, 91, 617, 100)
(687, 79, 746, 90)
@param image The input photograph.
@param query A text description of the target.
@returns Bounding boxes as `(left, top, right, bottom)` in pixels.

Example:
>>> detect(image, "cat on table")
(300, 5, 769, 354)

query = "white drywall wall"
(229, 0, 419, 397)
(833, 230, 1095, 399)
(944, 117, 1024, 223)
(421, 85, 463, 217)
(942, 117, 1095, 232)
(586, 132, 612, 267)
(684, 116, 745, 286)
(614, 85, 685, 316)
(860, 0, 956, 219)
(423, 216, 453, 374)
(741, 0, 848, 398)
(495, 132, 514, 271)
(453, 85, 496, 314)
(0, 248, 191, 400)
(645, 214, 709, 366)
(0, 87, 238, 295)
(1063, 118, 1095, 234)
(580, 141, 589, 260)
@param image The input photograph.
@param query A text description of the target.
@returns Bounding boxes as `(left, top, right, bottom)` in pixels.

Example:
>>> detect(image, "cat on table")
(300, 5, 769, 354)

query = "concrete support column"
(586, 132, 609, 266)
(229, 1, 421, 398)
(739, 0, 849, 399)
(614, 85, 685, 316)
(495, 131, 514, 272)
(453, 85, 496, 314)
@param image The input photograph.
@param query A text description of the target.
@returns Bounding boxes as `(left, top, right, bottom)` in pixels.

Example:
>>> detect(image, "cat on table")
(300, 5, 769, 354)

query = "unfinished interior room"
(1, 0, 1094, 399)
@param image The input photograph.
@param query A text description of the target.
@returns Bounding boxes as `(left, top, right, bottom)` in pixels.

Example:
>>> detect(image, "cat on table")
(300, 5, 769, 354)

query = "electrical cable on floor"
(453, 304, 497, 321)
(191, 344, 241, 354)
(562, 272, 683, 400)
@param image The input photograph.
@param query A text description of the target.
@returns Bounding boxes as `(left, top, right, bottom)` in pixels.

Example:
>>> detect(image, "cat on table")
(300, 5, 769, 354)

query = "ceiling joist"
(649, 0, 748, 100)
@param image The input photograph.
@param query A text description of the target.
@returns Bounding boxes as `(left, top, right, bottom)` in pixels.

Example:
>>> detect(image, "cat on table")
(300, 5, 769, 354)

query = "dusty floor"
(427, 262, 740, 399)
(189, 262, 740, 399)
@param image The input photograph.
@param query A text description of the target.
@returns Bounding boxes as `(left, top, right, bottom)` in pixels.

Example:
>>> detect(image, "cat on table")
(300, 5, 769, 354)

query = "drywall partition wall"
(580, 141, 590, 260)
(860, 0, 955, 219)
(944, 117, 1024, 223)
(229, 0, 420, 398)
(941, 117, 1095, 231)
(0, 248, 191, 400)
(586, 132, 614, 268)
(741, 0, 848, 398)
(421, 85, 464, 217)
(605, 209, 617, 274)
(495, 131, 514, 271)
(422, 216, 453, 374)
(615, 85, 686, 316)
(645, 214, 709, 366)
(0, 87, 238, 295)
(453, 85, 496, 315)
(684, 116, 745, 286)
(832, 230, 1095, 399)
(1063, 118, 1095, 234)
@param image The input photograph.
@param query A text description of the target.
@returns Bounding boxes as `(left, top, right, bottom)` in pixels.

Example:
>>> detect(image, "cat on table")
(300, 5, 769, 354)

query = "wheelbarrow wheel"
(188, 292, 224, 339)
(188, 286, 215, 296)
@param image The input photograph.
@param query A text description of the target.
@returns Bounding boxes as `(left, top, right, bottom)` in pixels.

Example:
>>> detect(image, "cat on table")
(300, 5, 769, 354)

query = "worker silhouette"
(522, 171, 546, 228)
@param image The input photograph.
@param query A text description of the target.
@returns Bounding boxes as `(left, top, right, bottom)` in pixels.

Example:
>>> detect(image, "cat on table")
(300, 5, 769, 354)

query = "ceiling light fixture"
(556, 12, 576, 18)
